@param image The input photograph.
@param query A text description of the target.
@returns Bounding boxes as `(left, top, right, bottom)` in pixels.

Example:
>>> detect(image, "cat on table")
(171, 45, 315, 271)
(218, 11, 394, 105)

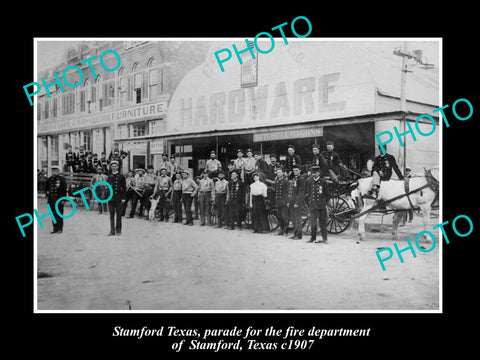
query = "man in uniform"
(370, 144, 404, 198)
(107, 160, 126, 236)
(233, 149, 246, 182)
(153, 167, 172, 221)
(205, 151, 222, 178)
(285, 145, 301, 179)
(253, 152, 269, 177)
(311, 144, 329, 178)
(128, 168, 145, 218)
(305, 166, 330, 244)
(226, 170, 244, 230)
(288, 164, 306, 240)
(321, 141, 347, 181)
(45, 166, 67, 234)
(65, 145, 76, 172)
(109, 148, 123, 171)
(273, 167, 290, 236)
(77, 145, 88, 173)
(213, 170, 229, 228)
(99, 152, 109, 173)
(143, 165, 157, 219)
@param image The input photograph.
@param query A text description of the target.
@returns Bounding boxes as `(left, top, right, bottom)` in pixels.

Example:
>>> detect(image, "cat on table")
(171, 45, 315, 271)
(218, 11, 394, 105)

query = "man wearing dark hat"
(305, 166, 330, 243)
(213, 170, 229, 228)
(253, 152, 269, 178)
(370, 144, 403, 198)
(109, 148, 123, 170)
(107, 160, 126, 236)
(321, 141, 346, 181)
(273, 167, 290, 236)
(287, 164, 306, 240)
(226, 170, 244, 230)
(206, 151, 222, 178)
(285, 145, 301, 179)
(153, 167, 172, 221)
(76, 145, 87, 172)
(45, 166, 67, 234)
(311, 144, 329, 177)
(65, 145, 76, 172)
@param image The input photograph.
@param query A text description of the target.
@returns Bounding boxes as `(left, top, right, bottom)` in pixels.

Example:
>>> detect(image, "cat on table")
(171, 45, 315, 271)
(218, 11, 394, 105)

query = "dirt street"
(36, 198, 439, 311)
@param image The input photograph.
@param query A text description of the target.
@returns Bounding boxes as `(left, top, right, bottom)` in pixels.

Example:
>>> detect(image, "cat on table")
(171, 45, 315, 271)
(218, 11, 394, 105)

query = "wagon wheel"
(326, 196, 352, 234)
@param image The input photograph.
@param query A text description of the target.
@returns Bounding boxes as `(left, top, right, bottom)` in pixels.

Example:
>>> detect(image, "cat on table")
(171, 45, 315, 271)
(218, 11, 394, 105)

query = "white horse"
(351, 167, 439, 241)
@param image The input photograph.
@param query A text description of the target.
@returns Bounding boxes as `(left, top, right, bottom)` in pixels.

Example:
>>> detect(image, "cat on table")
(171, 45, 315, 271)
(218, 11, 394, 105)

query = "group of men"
(64, 145, 126, 174)
(45, 141, 404, 242)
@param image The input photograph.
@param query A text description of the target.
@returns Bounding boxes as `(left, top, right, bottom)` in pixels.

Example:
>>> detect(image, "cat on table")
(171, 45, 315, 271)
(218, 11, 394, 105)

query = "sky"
(36, 39, 440, 75)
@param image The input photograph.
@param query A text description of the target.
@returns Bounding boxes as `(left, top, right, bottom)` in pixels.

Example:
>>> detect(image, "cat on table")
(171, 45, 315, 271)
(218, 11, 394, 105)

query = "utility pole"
(393, 42, 435, 174)
(394, 41, 414, 174)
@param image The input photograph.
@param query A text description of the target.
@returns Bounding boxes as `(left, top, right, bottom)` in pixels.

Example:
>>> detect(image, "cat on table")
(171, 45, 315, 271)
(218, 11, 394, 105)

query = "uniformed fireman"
(45, 166, 67, 234)
(226, 170, 244, 230)
(288, 164, 306, 240)
(321, 140, 346, 181)
(273, 167, 290, 236)
(311, 143, 329, 177)
(305, 165, 330, 244)
(285, 145, 301, 179)
(76, 145, 88, 173)
(65, 145, 76, 172)
(106, 160, 126, 236)
(370, 144, 404, 198)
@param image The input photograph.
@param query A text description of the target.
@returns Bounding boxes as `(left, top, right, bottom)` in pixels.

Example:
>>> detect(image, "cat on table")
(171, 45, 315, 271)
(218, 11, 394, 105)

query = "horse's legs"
(420, 203, 432, 241)
(357, 201, 373, 241)
(392, 211, 405, 240)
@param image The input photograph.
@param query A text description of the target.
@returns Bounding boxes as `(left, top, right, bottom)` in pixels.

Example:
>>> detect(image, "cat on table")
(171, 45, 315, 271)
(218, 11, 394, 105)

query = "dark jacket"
(285, 154, 302, 173)
(321, 150, 344, 175)
(107, 172, 127, 201)
(45, 174, 67, 200)
(288, 175, 306, 206)
(274, 176, 290, 207)
(372, 154, 403, 181)
(227, 179, 244, 202)
(306, 176, 330, 210)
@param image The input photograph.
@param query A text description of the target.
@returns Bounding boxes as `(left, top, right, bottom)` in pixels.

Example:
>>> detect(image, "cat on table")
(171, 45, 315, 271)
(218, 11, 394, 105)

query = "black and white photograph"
(33, 38, 441, 311)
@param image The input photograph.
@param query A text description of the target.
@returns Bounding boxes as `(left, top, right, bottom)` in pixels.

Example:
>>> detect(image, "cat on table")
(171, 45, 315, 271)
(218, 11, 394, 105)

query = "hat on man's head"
(312, 143, 320, 150)
(210, 151, 216, 156)
(110, 160, 119, 166)
(237, 149, 243, 154)
(181, 169, 190, 174)
(51, 165, 60, 171)
(287, 145, 295, 150)
(134, 167, 144, 173)
(292, 164, 300, 170)
(310, 165, 321, 173)
(246, 148, 252, 153)
(326, 140, 334, 146)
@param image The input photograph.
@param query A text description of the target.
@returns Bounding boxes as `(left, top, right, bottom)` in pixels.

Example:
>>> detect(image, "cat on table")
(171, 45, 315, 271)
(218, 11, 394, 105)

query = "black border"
(9, 6, 479, 355)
